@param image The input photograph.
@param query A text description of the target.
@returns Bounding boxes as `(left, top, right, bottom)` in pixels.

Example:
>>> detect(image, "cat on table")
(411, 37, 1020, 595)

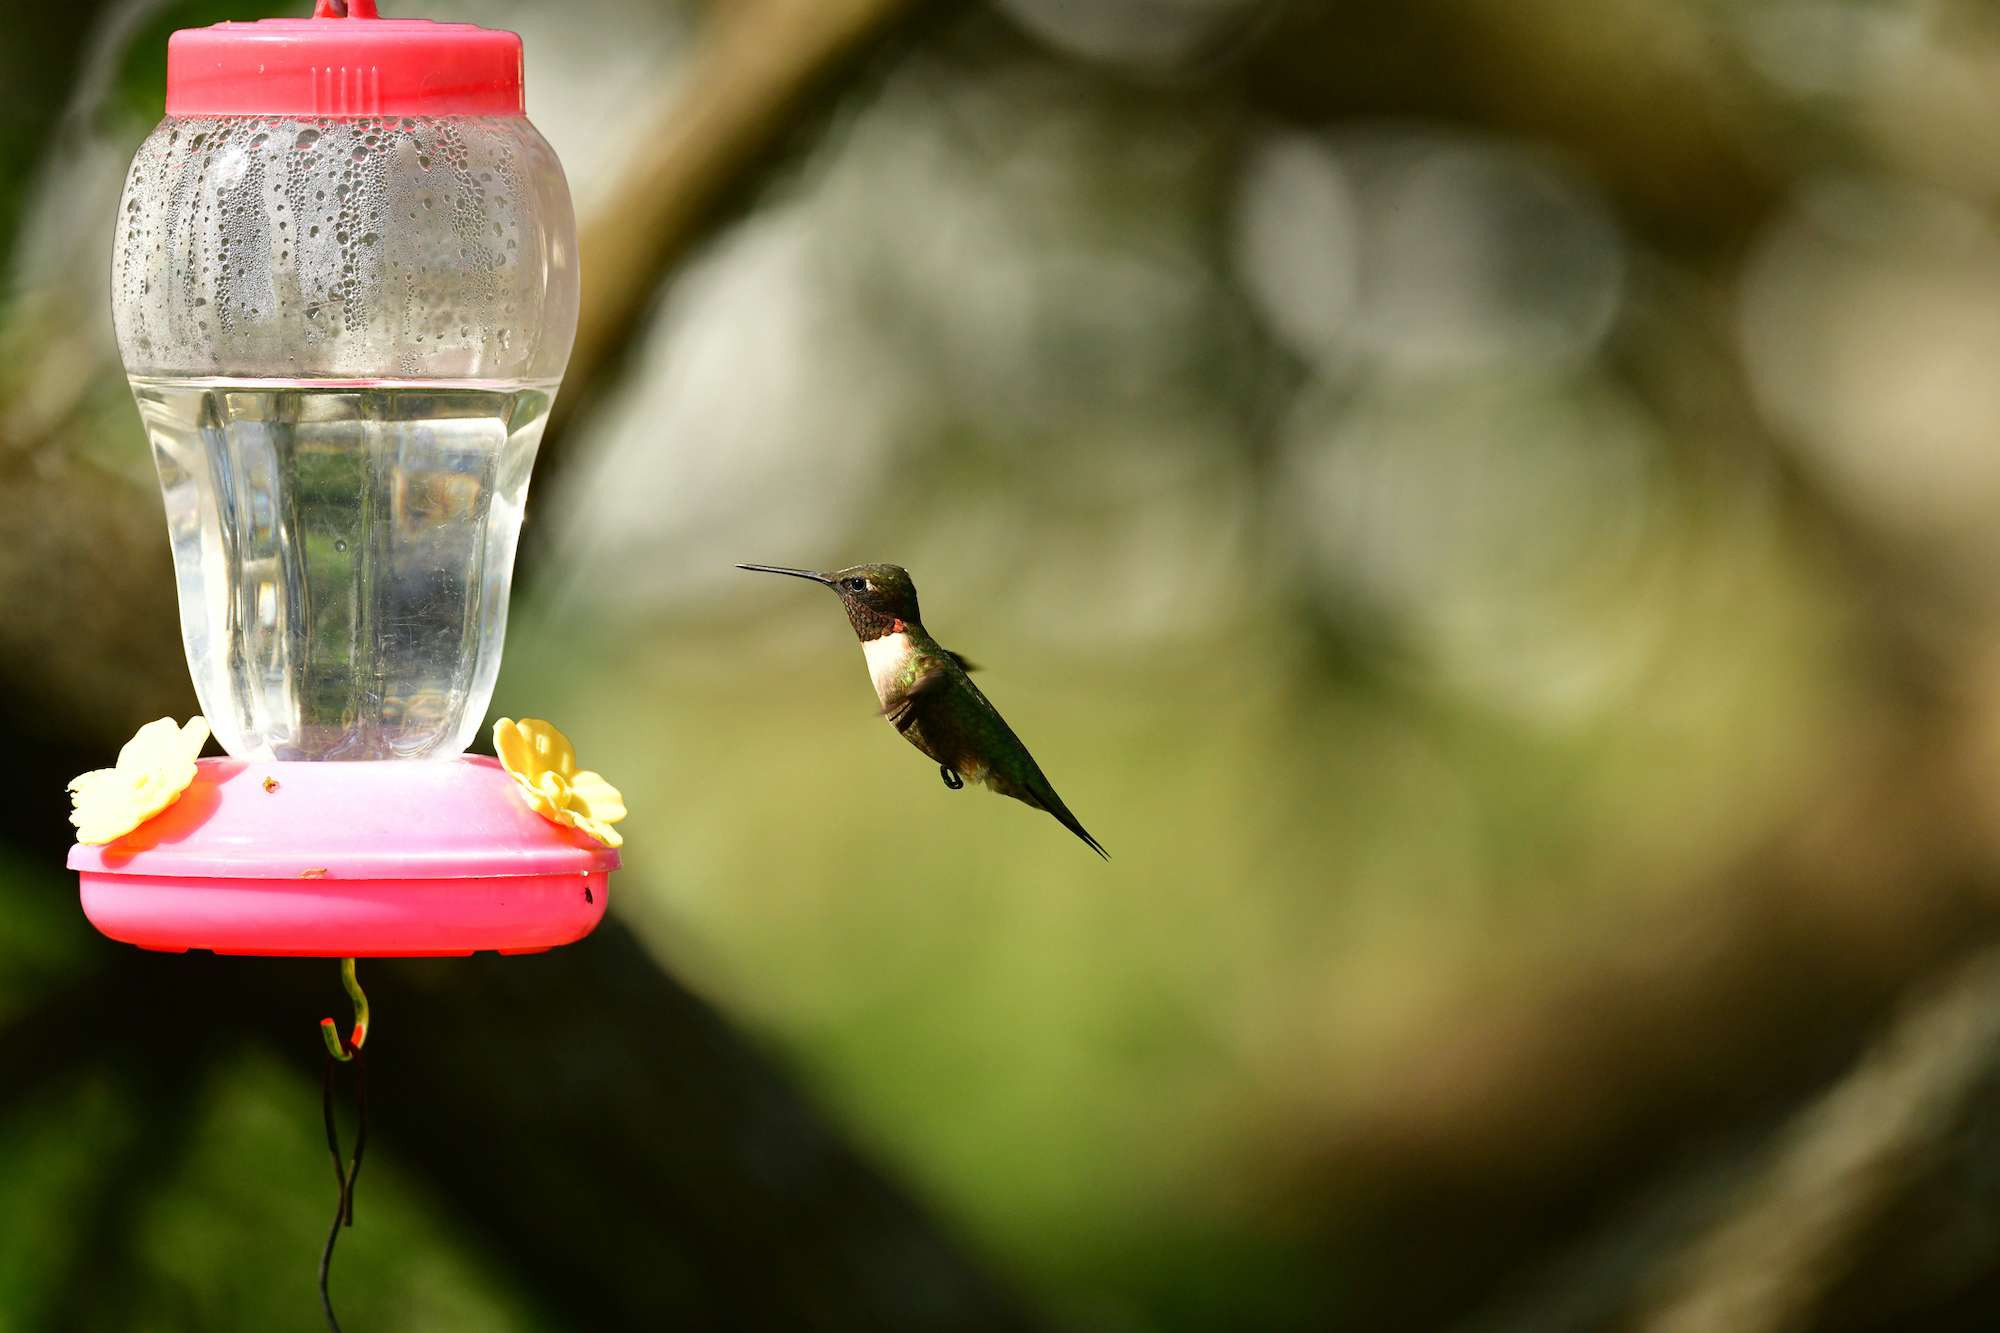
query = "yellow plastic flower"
(68, 716, 211, 845)
(492, 717, 627, 848)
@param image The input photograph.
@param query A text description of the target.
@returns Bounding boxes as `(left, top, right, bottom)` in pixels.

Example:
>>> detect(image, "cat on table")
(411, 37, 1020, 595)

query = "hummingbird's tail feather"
(1026, 779, 1108, 860)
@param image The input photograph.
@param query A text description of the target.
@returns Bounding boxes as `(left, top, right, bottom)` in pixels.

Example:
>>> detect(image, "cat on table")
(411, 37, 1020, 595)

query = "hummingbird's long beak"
(736, 563, 833, 585)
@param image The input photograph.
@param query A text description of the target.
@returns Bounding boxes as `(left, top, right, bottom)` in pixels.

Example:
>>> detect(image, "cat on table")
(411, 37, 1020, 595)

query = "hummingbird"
(737, 563, 1107, 859)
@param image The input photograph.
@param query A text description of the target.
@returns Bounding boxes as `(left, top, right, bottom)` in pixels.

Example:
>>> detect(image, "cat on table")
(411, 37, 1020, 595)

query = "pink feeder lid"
(165, 0, 526, 118)
(68, 756, 618, 957)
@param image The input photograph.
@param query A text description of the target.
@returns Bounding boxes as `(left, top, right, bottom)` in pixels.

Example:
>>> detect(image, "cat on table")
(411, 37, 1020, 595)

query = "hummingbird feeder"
(68, 0, 622, 1311)
(72, 0, 618, 955)
(67, 0, 624, 1115)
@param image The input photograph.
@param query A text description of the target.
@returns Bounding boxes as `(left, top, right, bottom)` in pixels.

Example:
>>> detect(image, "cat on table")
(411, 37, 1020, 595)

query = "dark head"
(737, 562, 922, 640)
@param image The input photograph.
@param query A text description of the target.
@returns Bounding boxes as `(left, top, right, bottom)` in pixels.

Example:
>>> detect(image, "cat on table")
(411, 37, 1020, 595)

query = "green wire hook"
(320, 957, 369, 1061)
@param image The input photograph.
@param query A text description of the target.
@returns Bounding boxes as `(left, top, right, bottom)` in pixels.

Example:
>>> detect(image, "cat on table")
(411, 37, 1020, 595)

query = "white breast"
(861, 632, 914, 704)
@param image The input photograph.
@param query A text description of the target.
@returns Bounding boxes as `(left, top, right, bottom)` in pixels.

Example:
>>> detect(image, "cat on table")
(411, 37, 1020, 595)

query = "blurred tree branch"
(1264, 672, 2000, 1330)
(554, 0, 931, 439)
(1633, 945, 2000, 1333)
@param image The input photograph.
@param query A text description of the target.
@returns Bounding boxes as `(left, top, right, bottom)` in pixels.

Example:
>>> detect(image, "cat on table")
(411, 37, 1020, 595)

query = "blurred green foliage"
(13, 0, 2000, 1330)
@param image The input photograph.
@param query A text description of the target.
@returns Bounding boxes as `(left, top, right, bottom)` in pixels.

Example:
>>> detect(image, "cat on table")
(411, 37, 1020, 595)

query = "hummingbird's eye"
(846, 577, 868, 592)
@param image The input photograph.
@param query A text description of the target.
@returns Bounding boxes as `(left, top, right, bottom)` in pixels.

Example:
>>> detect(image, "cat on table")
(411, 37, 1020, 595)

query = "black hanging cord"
(318, 1043, 368, 1332)
(317, 958, 371, 1332)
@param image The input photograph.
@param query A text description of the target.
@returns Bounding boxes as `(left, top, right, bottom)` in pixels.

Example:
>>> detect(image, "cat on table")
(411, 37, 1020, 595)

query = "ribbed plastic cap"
(165, 0, 525, 118)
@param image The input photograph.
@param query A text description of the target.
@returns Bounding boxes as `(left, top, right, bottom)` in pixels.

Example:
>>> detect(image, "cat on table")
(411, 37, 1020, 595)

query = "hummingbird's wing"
(944, 649, 977, 673)
(889, 661, 1110, 860)
(883, 661, 951, 733)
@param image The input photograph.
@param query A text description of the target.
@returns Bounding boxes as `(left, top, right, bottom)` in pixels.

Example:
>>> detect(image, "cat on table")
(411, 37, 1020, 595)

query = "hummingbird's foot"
(940, 765, 964, 791)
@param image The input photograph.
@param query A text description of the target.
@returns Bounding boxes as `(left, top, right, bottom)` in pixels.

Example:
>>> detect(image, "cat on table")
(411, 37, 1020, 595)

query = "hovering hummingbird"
(738, 563, 1107, 859)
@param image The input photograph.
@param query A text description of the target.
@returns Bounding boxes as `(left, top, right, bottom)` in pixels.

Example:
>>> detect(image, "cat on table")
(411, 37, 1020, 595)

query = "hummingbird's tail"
(1028, 780, 1108, 860)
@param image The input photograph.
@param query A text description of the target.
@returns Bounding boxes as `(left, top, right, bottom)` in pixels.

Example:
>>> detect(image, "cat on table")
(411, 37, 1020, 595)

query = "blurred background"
(10, 0, 2000, 1328)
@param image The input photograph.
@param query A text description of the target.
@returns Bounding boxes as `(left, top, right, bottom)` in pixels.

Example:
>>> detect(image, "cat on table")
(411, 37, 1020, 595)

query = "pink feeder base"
(69, 756, 617, 958)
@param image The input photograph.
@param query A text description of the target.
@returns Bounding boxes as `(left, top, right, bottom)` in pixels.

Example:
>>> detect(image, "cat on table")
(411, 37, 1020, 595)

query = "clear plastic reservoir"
(135, 376, 555, 759)
(113, 112, 577, 759)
